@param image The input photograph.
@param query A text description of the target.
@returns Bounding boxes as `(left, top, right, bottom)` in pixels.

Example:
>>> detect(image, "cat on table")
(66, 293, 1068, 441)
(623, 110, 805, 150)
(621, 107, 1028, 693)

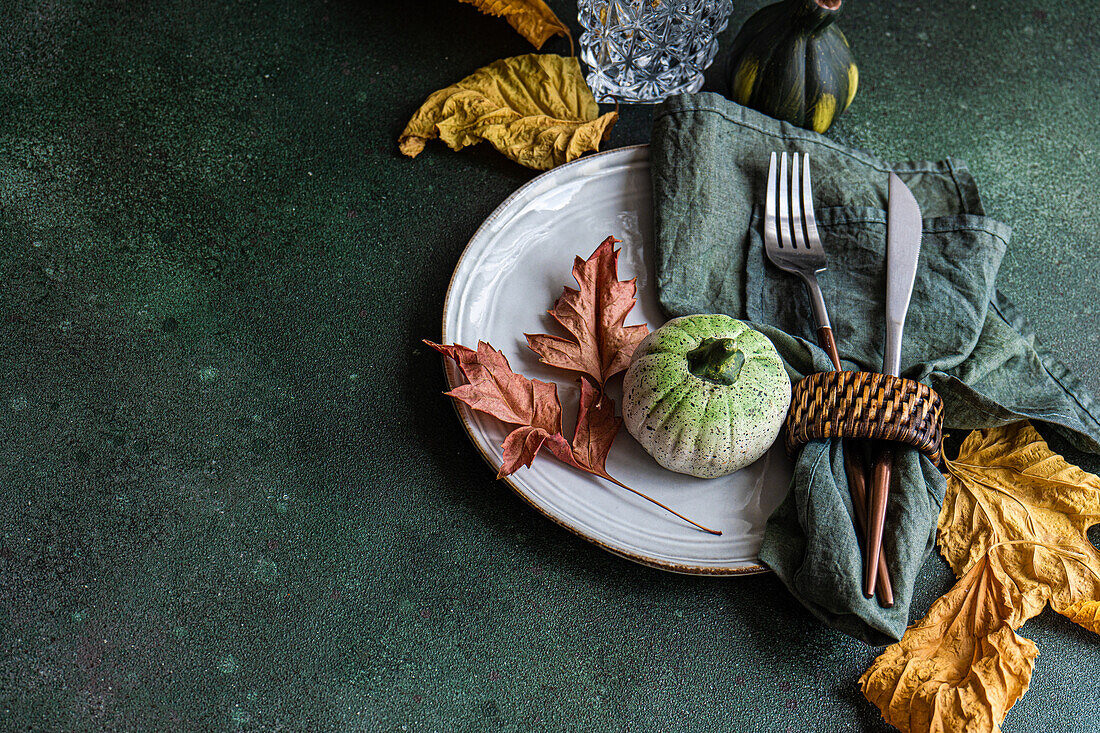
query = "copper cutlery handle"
(817, 327, 894, 606)
(847, 447, 894, 606)
(816, 325, 841, 368)
(864, 447, 894, 598)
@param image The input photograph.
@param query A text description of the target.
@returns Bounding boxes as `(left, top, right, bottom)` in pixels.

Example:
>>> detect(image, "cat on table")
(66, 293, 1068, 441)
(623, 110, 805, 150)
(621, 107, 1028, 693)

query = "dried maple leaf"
(526, 236, 649, 387)
(456, 0, 571, 51)
(543, 379, 710, 528)
(399, 54, 617, 171)
(426, 340, 561, 478)
(425, 339, 720, 534)
(860, 550, 1039, 733)
(501, 425, 555, 477)
(541, 377, 622, 482)
(939, 421, 1100, 627)
(432, 340, 561, 435)
(548, 377, 621, 478)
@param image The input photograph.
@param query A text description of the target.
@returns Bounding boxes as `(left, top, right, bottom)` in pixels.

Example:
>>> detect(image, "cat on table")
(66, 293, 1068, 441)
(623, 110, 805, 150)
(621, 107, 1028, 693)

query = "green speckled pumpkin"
(622, 315, 792, 479)
(725, 0, 858, 134)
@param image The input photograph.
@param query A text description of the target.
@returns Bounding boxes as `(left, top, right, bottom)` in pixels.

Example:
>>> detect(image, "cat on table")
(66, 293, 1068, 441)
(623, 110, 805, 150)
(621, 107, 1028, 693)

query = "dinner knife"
(864, 173, 923, 599)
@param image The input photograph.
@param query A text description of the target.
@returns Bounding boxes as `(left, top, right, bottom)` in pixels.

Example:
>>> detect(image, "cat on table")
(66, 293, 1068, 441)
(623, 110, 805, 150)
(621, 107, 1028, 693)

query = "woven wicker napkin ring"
(784, 371, 945, 465)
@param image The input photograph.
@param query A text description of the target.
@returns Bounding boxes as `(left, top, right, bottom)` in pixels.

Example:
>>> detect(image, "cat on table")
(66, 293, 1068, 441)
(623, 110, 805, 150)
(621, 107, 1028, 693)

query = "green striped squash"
(725, 0, 858, 134)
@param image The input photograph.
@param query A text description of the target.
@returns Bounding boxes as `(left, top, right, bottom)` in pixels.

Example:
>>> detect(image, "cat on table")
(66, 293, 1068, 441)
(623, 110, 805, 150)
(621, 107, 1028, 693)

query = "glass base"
(585, 71, 706, 104)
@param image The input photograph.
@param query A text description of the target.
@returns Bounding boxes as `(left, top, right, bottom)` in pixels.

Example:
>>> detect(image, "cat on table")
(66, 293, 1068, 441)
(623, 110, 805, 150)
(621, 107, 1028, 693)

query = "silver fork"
(763, 151, 893, 606)
(764, 152, 840, 366)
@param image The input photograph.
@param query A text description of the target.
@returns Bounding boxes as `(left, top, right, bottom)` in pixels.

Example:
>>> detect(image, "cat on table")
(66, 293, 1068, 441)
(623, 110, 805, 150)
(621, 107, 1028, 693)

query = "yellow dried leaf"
(940, 421, 1100, 625)
(860, 552, 1039, 733)
(457, 0, 570, 50)
(398, 54, 618, 171)
(1059, 598, 1100, 633)
(862, 420, 1100, 732)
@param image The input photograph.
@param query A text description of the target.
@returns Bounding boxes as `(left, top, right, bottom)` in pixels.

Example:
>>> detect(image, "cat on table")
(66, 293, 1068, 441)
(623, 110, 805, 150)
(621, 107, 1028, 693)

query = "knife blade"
(864, 173, 923, 600)
(882, 174, 923, 377)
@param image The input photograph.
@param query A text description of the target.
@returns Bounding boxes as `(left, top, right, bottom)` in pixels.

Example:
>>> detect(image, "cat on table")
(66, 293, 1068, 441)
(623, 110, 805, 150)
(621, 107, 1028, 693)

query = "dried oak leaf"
(456, 0, 570, 50)
(398, 54, 618, 171)
(939, 420, 1100, 630)
(859, 550, 1039, 733)
(526, 236, 648, 387)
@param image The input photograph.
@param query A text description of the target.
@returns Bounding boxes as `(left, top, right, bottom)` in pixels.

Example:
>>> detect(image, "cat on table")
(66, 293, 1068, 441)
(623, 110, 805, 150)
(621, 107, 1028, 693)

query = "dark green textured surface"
(0, 1, 1097, 731)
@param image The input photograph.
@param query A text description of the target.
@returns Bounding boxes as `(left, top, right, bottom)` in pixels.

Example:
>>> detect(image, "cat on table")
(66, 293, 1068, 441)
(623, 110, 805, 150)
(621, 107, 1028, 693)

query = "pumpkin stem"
(687, 338, 746, 386)
(787, 0, 842, 32)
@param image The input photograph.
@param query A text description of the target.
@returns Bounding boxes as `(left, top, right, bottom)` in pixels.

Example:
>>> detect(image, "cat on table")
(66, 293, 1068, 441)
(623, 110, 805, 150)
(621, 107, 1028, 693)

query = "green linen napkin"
(651, 92, 1100, 645)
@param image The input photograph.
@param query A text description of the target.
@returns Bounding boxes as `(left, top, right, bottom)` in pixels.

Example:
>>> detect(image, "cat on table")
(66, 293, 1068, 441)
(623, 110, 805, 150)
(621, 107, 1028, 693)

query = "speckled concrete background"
(0, 1, 1097, 731)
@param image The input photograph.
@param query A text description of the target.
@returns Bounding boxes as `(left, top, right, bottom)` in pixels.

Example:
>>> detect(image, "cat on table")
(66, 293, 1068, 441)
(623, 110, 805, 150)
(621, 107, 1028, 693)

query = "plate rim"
(439, 144, 770, 577)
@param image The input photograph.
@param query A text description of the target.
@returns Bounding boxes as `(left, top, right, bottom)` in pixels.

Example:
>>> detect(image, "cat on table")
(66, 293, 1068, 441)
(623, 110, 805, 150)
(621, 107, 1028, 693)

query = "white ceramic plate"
(442, 145, 793, 575)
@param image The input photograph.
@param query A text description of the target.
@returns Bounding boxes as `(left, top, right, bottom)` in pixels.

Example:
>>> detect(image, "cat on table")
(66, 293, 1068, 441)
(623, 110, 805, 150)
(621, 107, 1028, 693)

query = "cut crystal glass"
(578, 0, 734, 103)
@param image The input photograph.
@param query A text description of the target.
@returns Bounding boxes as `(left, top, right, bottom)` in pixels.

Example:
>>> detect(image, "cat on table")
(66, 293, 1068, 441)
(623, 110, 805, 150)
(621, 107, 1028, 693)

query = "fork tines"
(765, 151, 824, 260)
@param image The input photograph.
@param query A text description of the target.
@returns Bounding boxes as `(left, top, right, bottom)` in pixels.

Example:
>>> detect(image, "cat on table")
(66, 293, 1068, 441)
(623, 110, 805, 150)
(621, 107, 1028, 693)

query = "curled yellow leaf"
(457, 0, 571, 50)
(862, 420, 1100, 732)
(860, 552, 1039, 733)
(1059, 598, 1100, 634)
(399, 54, 618, 171)
(940, 420, 1100, 626)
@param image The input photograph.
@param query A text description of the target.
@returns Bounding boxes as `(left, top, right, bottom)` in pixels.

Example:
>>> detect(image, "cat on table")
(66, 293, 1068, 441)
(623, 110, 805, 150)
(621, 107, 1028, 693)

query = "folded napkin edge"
(655, 93, 975, 180)
(806, 207, 1013, 245)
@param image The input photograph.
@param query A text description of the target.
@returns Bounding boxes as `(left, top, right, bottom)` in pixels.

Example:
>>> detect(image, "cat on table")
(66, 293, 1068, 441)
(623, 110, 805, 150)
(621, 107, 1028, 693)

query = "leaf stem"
(600, 472, 723, 535)
(988, 539, 1100, 576)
